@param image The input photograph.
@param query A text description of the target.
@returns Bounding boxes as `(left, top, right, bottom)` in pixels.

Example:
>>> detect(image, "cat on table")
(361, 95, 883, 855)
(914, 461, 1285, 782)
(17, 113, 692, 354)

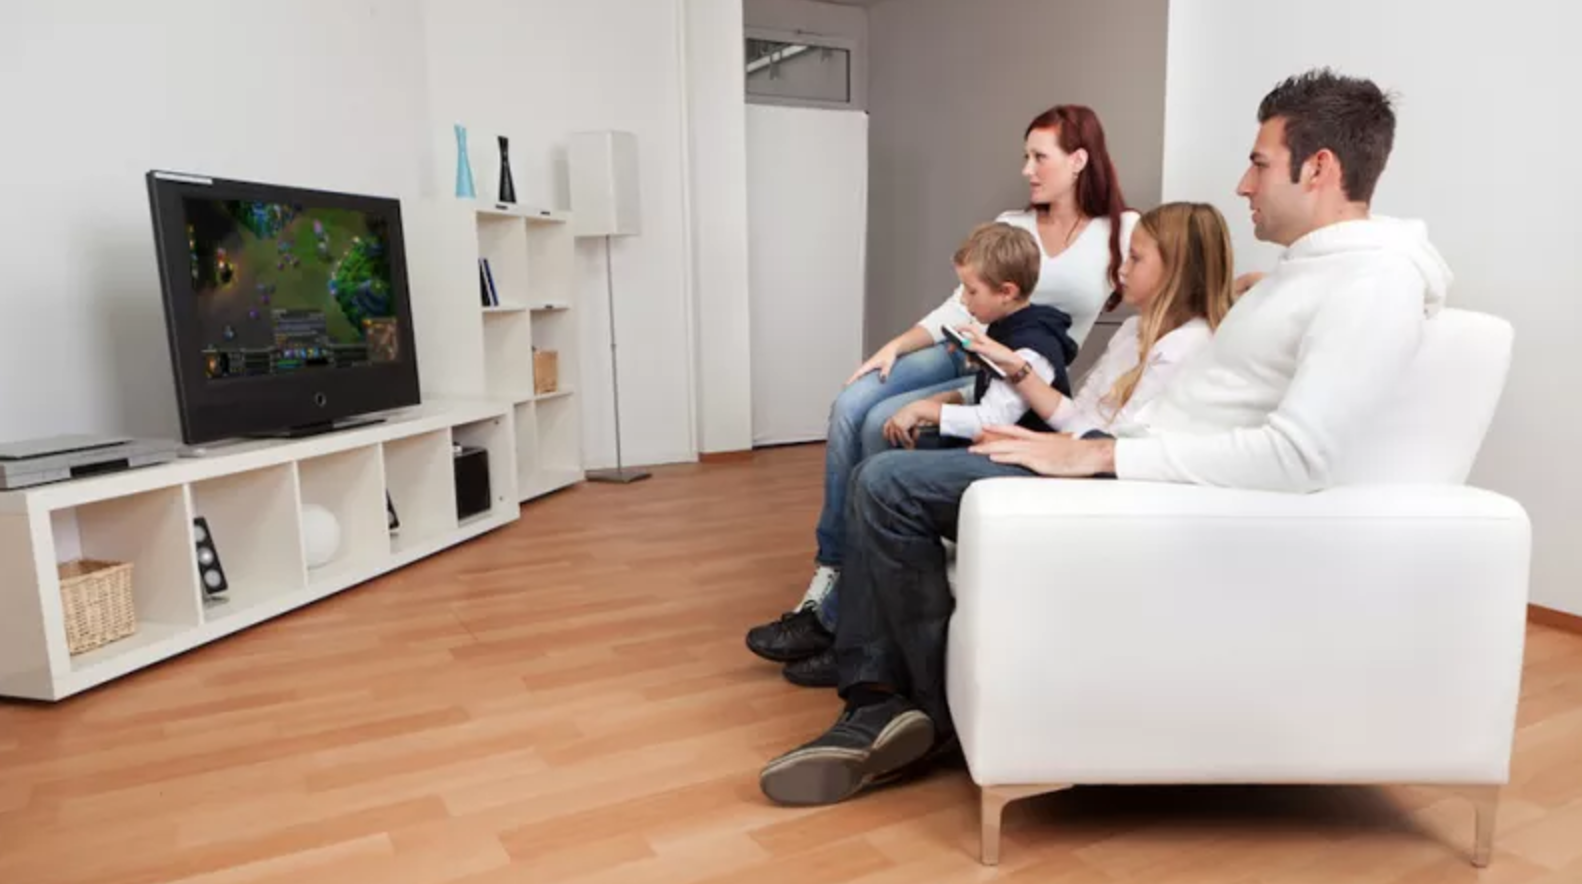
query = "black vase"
(497, 135, 517, 204)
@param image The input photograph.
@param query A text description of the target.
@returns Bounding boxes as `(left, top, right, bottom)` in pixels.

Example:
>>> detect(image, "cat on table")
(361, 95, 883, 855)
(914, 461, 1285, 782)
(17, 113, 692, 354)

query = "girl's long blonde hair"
(1102, 202, 1236, 418)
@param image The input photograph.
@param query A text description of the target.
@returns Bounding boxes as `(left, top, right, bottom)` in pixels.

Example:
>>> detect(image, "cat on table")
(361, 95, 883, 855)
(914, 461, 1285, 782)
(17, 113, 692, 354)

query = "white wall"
(864, 0, 1169, 363)
(1162, 0, 1582, 614)
(0, 0, 732, 471)
(421, 0, 700, 469)
(0, 0, 431, 444)
(684, 0, 755, 455)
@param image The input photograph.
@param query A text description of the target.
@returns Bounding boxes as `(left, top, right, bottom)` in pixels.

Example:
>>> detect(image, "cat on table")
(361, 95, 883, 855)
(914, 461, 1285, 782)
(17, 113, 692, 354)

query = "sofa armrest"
(947, 479, 1531, 787)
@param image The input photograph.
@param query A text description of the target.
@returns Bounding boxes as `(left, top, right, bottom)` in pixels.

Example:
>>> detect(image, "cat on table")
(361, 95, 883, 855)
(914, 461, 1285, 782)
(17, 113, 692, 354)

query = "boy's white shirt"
(1113, 216, 1454, 493)
(938, 350, 1057, 440)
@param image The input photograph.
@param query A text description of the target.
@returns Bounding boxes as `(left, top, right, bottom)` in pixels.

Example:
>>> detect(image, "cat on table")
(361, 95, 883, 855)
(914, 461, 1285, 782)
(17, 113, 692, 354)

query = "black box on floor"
(454, 446, 492, 520)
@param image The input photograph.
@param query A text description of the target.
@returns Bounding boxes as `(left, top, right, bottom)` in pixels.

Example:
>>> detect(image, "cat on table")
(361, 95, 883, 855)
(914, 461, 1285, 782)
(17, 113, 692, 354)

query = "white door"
(747, 104, 868, 446)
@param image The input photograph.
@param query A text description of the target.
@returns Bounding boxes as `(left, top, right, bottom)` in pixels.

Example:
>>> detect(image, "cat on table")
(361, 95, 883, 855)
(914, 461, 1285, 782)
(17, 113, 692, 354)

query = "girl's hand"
(951, 324, 1020, 371)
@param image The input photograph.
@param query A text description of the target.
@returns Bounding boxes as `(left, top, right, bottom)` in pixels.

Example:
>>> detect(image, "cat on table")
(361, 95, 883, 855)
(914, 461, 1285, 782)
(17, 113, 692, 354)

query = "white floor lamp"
(569, 130, 649, 483)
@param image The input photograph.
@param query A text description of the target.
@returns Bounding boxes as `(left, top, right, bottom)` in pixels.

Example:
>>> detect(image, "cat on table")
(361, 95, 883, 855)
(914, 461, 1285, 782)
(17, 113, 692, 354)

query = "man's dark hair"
(1258, 68, 1397, 204)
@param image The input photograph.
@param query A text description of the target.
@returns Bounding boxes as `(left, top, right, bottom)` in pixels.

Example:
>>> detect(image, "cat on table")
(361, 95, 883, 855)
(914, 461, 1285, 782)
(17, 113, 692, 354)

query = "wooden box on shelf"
(533, 349, 559, 395)
(58, 558, 137, 654)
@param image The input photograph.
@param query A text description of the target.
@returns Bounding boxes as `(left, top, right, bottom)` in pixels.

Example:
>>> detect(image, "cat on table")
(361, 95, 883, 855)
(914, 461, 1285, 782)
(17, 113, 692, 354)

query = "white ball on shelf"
(300, 504, 342, 569)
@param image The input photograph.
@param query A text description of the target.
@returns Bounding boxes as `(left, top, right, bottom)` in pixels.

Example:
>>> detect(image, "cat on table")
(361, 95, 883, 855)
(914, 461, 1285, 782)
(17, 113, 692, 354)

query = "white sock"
(797, 565, 839, 610)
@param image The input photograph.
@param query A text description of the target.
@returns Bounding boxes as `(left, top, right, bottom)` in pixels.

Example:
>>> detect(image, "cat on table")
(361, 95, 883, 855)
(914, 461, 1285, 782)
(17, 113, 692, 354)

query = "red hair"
(1025, 105, 1129, 289)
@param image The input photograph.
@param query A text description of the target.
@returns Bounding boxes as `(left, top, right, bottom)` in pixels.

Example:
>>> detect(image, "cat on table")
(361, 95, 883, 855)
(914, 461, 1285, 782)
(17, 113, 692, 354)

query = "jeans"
(814, 343, 969, 569)
(832, 448, 1036, 739)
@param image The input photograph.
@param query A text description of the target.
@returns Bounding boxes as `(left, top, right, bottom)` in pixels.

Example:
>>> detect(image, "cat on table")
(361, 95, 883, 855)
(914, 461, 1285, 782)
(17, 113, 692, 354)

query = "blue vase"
(454, 124, 476, 199)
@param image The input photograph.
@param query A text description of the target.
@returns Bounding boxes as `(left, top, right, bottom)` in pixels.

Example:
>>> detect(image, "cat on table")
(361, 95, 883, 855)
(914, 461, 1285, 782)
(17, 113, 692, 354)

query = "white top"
(917, 208, 1139, 347)
(1050, 316, 1213, 438)
(938, 350, 1057, 440)
(1115, 216, 1454, 493)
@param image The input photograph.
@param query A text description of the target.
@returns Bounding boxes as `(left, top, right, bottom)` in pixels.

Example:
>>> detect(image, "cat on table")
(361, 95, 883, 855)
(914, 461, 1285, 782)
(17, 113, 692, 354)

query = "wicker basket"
(58, 559, 137, 655)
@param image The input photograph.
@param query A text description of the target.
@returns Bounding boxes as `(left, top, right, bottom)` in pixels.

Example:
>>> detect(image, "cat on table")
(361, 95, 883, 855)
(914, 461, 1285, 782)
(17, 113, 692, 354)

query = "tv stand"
(249, 416, 386, 440)
(0, 400, 518, 701)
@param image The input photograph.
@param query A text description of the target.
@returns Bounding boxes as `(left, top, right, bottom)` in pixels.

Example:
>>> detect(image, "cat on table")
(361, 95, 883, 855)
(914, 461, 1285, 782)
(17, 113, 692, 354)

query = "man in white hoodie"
(757, 68, 1454, 808)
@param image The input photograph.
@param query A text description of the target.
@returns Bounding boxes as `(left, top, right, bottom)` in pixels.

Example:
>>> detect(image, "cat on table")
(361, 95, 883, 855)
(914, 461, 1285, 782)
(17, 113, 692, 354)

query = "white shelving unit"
(0, 401, 518, 701)
(406, 197, 584, 503)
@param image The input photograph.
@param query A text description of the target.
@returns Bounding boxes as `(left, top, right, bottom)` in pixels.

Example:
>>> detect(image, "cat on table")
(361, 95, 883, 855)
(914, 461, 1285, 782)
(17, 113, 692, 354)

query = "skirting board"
(1529, 604, 1582, 636)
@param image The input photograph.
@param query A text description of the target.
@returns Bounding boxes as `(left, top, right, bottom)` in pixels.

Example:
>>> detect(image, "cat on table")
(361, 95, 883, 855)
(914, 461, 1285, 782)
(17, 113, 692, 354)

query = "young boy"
(882, 222, 1078, 449)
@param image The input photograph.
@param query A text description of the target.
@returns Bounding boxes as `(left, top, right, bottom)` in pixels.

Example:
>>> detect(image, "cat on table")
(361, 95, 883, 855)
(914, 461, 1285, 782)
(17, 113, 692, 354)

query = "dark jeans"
(832, 448, 1036, 739)
(813, 428, 1111, 632)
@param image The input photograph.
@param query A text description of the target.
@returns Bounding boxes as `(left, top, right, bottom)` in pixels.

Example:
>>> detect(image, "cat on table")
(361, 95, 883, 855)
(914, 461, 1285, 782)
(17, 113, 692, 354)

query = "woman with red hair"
(747, 105, 1138, 672)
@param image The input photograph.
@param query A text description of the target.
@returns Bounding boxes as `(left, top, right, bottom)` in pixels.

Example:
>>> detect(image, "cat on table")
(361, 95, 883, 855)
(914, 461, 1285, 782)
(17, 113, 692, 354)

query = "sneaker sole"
(758, 710, 934, 806)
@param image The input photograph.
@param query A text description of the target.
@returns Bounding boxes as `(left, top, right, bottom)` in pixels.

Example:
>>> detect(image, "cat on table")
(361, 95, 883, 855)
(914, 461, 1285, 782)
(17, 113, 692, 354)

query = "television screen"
(147, 172, 421, 444)
(182, 199, 402, 382)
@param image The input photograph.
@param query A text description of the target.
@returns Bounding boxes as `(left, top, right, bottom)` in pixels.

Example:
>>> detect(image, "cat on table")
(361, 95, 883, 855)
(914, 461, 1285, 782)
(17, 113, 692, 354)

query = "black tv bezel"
(146, 171, 422, 445)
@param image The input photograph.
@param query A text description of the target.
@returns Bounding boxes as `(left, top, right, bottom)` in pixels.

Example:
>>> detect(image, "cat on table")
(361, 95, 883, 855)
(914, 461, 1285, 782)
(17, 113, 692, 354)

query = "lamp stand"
(587, 234, 650, 484)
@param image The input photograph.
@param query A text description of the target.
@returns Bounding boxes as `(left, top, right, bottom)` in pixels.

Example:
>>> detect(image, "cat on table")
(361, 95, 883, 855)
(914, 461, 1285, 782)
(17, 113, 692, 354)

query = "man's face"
(1236, 117, 1311, 246)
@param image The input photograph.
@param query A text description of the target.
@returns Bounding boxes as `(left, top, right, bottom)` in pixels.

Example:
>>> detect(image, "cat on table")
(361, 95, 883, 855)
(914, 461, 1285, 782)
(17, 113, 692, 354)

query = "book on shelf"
(478, 258, 500, 307)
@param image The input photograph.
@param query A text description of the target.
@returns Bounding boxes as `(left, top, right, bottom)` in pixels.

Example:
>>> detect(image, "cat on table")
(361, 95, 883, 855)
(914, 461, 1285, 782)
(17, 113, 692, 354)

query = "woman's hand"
(847, 341, 902, 386)
(1234, 271, 1266, 297)
(882, 401, 934, 449)
(968, 425, 1115, 476)
(952, 324, 1020, 372)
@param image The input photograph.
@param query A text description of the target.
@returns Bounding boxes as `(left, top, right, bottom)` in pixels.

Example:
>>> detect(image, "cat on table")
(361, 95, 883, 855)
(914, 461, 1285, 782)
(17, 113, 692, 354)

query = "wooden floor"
(3, 443, 1582, 884)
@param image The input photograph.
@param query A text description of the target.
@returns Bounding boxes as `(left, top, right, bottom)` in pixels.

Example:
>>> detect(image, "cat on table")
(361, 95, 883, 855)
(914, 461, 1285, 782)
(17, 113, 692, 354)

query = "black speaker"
(192, 516, 229, 599)
(455, 446, 492, 520)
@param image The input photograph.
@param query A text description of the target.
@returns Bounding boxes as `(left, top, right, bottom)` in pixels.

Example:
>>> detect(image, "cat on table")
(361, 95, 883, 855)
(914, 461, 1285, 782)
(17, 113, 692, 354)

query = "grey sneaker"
(758, 695, 935, 806)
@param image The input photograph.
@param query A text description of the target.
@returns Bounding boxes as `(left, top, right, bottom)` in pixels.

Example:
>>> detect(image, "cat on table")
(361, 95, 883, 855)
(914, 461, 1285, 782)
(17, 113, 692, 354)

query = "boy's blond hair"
(953, 222, 1041, 300)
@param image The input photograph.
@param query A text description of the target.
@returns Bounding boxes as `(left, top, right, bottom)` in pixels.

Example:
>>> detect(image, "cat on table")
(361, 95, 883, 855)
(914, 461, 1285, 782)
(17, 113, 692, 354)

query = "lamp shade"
(568, 130, 641, 237)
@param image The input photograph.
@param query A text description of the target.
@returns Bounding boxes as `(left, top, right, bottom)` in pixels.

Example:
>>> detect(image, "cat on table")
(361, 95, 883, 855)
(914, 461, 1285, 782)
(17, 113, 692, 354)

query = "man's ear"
(1303, 148, 1341, 191)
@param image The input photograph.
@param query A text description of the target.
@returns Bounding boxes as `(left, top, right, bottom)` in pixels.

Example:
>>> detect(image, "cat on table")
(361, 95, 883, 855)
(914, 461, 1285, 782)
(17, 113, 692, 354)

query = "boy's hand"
(883, 401, 934, 449)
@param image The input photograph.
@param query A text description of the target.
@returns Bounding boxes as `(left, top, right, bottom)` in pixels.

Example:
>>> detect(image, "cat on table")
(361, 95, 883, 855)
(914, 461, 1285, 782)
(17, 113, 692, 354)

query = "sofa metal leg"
(979, 784, 1071, 866)
(1460, 785, 1500, 868)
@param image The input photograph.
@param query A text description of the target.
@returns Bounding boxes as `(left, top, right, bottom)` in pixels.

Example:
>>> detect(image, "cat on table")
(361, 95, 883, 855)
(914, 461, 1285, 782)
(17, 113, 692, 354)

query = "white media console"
(0, 401, 528, 701)
(0, 189, 588, 701)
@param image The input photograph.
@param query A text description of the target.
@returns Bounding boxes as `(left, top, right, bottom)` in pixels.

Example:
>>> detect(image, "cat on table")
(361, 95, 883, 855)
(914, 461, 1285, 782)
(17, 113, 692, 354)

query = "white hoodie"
(1113, 216, 1454, 493)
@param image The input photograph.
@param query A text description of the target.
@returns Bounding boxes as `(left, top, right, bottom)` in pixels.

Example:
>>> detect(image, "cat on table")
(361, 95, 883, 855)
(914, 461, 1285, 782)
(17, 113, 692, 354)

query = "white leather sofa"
(946, 308, 1531, 866)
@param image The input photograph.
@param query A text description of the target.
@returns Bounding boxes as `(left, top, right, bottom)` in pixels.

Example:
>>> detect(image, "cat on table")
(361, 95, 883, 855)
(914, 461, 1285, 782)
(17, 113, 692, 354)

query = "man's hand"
(883, 401, 936, 449)
(969, 425, 1116, 476)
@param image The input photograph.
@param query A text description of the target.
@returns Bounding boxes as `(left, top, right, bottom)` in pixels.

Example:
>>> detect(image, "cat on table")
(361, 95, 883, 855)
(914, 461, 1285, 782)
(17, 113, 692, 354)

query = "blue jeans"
(814, 343, 970, 570)
(833, 448, 1035, 737)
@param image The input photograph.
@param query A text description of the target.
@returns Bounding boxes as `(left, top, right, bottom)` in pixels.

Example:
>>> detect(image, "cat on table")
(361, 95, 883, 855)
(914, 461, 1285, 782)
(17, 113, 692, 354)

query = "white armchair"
(947, 308, 1530, 866)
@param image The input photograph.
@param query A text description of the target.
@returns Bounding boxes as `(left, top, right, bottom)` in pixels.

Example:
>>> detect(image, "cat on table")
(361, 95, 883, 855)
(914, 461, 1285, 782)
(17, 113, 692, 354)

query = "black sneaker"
(782, 648, 837, 688)
(745, 608, 833, 664)
(758, 695, 935, 806)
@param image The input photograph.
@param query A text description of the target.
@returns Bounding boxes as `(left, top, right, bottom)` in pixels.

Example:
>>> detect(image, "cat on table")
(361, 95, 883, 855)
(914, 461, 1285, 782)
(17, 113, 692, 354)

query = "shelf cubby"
(482, 309, 535, 400)
(454, 416, 516, 522)
(297, 446, 389, 588)
(383, 430, 458, 555)
(49, 487, 202, 671)
(534, 395, 583, 496)
(189, 464, 306, 622)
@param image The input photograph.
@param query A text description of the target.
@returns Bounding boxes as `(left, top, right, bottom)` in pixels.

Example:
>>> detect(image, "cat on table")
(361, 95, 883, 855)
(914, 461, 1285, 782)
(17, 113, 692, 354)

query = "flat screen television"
(146, 171, 421, 444)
